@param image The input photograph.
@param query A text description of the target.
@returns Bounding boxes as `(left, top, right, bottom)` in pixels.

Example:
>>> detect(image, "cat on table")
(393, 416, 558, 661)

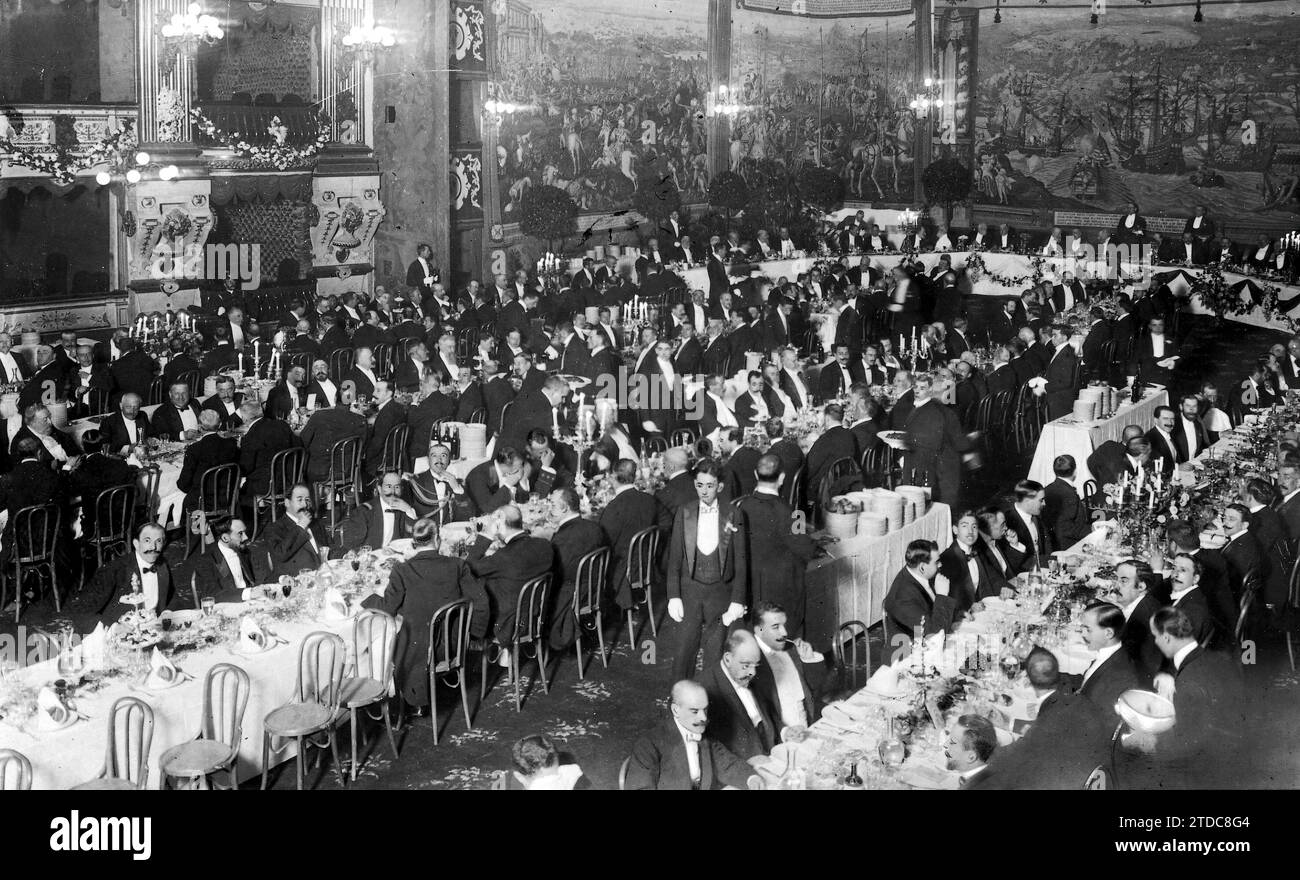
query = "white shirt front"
(1151, 334, 1166, 358)
(756, 638, 808, 729)
(955, 539, 980, 591)
(357, 366, 378, 388)
(1120, 592, 1146, 620)
(177, 405, 199, 433)
(674, 719, 702, 784)
(1173, 640, 1199, 671)
(709, 393, 738, 428)
(1255, 245, 1269, 261)
(1081, 642, 1121, 686)
(230, 324, 245, 347)
(380, 503, 412, 546)
(720, 661, 764, 728)
(1170, 583, 1199, 605)
(309, 379, 337, 409)
(783, 367, 809, 409)
(1180, 417, 1200, 458)
(217, 542, 248, 593)
(748, 391, 769, 420)
(1013, 505, 1040, 554)
(1185, 243, 1195, 262)
(135, 553, 160, 613)
(779, 237, 796, 256)
(0, 351, 22, 382)
(697, 501, 720, 555)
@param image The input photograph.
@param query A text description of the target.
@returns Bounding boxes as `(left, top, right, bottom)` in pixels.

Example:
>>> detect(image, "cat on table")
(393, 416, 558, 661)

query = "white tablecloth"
(0, 611, 356, 790)
(1028, 390, 1168, 487)
(805, 502, 953, 646)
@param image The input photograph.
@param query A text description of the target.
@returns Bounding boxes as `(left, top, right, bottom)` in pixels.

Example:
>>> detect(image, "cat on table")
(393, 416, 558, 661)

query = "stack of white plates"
(867, 490, 906, 532)
(857, 512, 889, 537)
(895, 486, 929, 520)
(459, 423, 487, 460)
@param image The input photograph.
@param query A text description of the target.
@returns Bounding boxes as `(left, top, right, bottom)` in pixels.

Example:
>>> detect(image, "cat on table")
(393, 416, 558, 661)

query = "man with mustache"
(623, 680, 751, 790)
(73, 522, 174, 627)
(265, 483, 331, 577)
(749, 601, 820, 732)
(696, 629, 774, 763)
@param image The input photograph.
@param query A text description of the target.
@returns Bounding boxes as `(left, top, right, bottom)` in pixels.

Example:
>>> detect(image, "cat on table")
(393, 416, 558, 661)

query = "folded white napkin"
(866, 664, 900, 695)
(239, 617, 268, 652)
(144, 647, 178, 689)
(81, 623, 107, 670)
(322, 587, 350, 621)
(36, 687, 71, 730)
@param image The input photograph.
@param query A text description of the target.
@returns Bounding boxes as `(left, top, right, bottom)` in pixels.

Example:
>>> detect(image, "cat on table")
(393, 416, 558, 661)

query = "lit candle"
(254, 340, 260, 360)
(552, 406, 559, 435)
(238, 352, 244, 372)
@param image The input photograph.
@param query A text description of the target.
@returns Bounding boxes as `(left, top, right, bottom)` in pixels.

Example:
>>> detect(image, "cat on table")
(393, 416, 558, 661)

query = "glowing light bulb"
(135, 151, 150, 166)
(95, 171, 112, 186)
(126, 169, 142, 184)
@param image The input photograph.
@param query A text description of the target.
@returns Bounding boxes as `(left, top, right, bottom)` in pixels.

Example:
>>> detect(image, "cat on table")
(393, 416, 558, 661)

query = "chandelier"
(707, 85, 746, 118)
(340, 18, 396, 67)
(908, 78, 943, 118)
(160, 3, 225, 54)
(94, 150, 181, 187)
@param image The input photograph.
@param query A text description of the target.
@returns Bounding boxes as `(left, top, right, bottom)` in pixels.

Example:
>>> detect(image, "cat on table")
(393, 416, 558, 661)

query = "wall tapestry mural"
(492, 0, 709, 216)
(975, 3, 1300, 227)
(729, 7, 917, 203)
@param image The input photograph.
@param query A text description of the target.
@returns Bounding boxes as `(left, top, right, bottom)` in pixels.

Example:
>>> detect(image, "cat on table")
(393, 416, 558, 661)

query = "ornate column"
(706, 0, 733, 183)
(321, 0, 370, 145)
(137, 0, 195, 144)
(913, 0, 934, 205)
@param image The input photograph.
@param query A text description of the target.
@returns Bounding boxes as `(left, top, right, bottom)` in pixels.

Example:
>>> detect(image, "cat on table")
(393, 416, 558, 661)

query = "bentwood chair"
(379, 423, 412, 476)
(783, 465, 805, 510)
(670, 427, 697, 448)
(176, 371, 201, 398)
(818, 457, 860, 527)
(617, 756, 632, 791)
(0, 749, 32, 790)
(159, 663, 250, 790)
(371, 343, 394, 380)
(82, 484, 137, 586)
(251, 447, 306, 539)
(328, 347, 355, 385)
(261, 631, 347, 790)
(481, 574, 553, 712)
(6, 503, 62, 622)
(468, 408, 486, 425)
(573, 547, 612, 680)
(186, 463, 239, 559)
(833, 620, 872, 692)
(427, 599, 476, 743)
(1285, 555, 1300, 672)
(623, 527, 661, 650)
(319, 435, 363, 536)
(644, 436, 668, 456)
(146, 377, 165, 407)
(72, 697, 155, 790)
(340, 610, 401, 782)
(861, 443, 892, 489)
(1235, 567, 1262, 647)
(1084, 766, 1109, 790)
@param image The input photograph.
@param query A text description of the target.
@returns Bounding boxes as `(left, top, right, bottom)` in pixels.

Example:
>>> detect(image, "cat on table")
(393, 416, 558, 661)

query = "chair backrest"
(267, 447, 306, 500)
(820, 456, 859, 506)
(617, 755, 631, 791)
(627, 527, 660, 589)
(468, 407, 486, 424)
(574, 547, 611, 618)
(371, 343, 394, 379)
(1235, 567, 1261, 644)
(199, 663, 251, 751)
(91, 484, 137, 543)
(103, 696, 154, 789)
(428, 598, 473, 675)
(175, 370, 201, 398)
(832, 620, 872, 691)
(295, 631, 347, 709)
(146, 377, 165, 406)
(1273, 538, 1294, 588)
(138, 466, 162, 522)
(325, 435, 362, 489)
(645, 436, 668, 455)
(456, 326, 476, 361)
(329, 347, 355, 384)
(351, 609, 399, 688)
(499, 400, 513, 432)
(88, 387, 112, 418)
(199, 463, 240, 516)
(382, 423, 411, 473)
(783, 465, 803, 508)
(512, 574, 552, 647)
(1084, 765, 1108, 790)
(669, 427, 697, 448)
(0, 749, 32, 790)
(1288, 552, 1300, 611)
(13, 504, 60, 564)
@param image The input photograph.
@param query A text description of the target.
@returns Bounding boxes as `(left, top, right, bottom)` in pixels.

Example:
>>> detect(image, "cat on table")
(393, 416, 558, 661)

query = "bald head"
(755, 453, 782, 485)
(670, 679, 708, 709)
(664, 447, 689, 475)
(1121, 424, 1144, 442)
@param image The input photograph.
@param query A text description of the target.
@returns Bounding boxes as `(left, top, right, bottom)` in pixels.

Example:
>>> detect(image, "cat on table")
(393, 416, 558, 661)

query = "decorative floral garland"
(962, 252, 1047, 288)
(340, 200, 363, 233)
(190, 109, 330, 171)
(0, 120, 136, 185)
(1190, 263, 1248, 318)
(162, 208, 191, 242)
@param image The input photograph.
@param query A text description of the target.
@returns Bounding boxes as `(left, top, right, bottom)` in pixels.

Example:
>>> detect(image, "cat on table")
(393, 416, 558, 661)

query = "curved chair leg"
(430, 672, 440, 744)
(459, 672, 473, 732)
(294, 736, 305, 790)
(328, 730, 345, 788)
(647, 594, 658, 638)
(480, 650, 489, 707)
(512, 644, 522, 712)
(350, 708, 360, 782)
(49, 566, 60, 613)
(596, 610, 608, 669)
(381, 702, 399, 760)
(626, 608, 637, 651)
(575, 620, 585, 681)
(537, 643, 550, 694)
(260, 733, 271, 789)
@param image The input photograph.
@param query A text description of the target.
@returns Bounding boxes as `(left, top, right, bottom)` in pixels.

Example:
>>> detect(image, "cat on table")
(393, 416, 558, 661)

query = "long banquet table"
(0, 599, 360, 790)
(678, 250, 1300, 335)
(1027, 389, 1169, 487)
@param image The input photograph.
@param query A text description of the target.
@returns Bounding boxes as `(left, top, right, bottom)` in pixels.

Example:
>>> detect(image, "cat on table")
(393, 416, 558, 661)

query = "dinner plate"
(37, 711, 80, 734)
